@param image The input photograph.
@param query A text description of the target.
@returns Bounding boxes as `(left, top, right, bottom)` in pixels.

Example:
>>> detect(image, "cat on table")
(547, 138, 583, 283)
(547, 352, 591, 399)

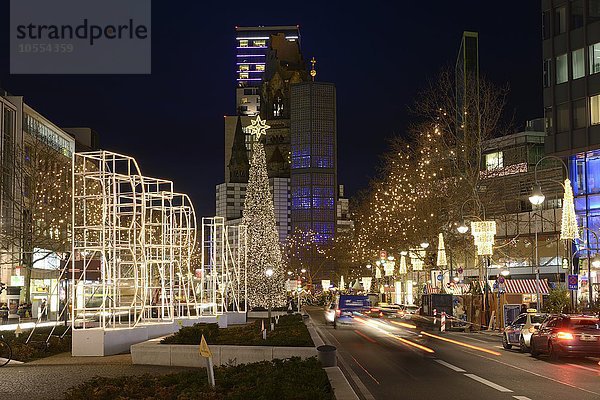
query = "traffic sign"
(457, 267, 464, 274)
(498, 276, 505, 284)
(568, 274, 578, 291)
(199, 334, 212, 358)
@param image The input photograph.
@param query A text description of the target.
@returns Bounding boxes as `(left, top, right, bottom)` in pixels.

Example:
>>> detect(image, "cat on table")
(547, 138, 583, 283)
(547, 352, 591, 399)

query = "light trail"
(420, 331, 501, 356)
(389, 320, 417, 329)
(354, 329, 378, 343)
(354, 317, 435, 354)
(385, 333, 435, 353)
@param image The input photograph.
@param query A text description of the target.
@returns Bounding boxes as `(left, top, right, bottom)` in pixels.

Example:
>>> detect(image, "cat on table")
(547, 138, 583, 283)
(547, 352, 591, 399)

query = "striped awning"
(424, 283, 441, 294)
(503, 279, 550, 295)
(446, 283, 471, 295)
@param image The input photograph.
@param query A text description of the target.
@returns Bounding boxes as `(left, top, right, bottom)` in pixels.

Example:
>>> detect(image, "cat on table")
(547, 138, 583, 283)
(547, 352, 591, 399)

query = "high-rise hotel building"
(235, 25, 300, 116)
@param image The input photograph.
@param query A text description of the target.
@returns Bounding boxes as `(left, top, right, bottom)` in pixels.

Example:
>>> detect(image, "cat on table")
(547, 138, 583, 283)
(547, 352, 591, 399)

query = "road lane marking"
(350, 355, 380, 385)
(464, 373, 513, 392)
(567, 363, 600, 373)
(354, 329, 377, 344)
(513, 396, 532, 400)
(434, 359, 466, 372)
(445, 332, 489, 343)
(465, 349, 600, 396)
(420, 331, 501, 356)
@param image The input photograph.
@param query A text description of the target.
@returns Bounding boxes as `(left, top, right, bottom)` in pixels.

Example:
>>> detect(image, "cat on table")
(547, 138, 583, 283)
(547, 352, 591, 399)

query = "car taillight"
(557, 331, 573, 340)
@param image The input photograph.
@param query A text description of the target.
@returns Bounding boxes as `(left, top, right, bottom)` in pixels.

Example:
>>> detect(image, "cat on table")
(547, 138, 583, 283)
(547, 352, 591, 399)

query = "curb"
(304, 309, 362, 400)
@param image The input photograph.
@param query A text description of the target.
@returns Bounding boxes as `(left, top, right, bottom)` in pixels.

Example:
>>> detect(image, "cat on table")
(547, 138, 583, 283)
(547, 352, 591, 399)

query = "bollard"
(440, 312, 446, 332)
(317, 345, 337, 367)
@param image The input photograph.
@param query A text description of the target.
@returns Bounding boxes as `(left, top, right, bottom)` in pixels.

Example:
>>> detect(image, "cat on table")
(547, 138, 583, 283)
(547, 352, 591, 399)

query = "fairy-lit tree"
(242, 140, 286, 309)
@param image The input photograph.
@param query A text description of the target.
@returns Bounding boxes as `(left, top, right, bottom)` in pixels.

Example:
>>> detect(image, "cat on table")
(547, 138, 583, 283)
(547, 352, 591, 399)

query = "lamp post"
(529, 184, 544, 310)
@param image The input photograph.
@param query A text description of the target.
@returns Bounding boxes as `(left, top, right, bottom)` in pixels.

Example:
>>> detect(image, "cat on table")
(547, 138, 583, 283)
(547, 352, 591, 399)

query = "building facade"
(290, 82, 337, 245)
(541, 0, 600, 304)
(1, 91, 77, 311)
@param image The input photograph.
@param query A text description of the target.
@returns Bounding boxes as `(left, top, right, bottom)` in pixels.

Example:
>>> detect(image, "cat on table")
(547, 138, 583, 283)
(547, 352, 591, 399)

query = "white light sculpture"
(362, 277, 372, 292)
(560, 178, 579, 240)
(471, 220, 496, 256)
(399, 255, 407, 274)
(436, 232, 447, 267)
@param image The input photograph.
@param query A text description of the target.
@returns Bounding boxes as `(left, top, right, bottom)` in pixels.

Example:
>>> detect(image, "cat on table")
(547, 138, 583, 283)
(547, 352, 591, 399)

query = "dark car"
(530, 314, 600, 359)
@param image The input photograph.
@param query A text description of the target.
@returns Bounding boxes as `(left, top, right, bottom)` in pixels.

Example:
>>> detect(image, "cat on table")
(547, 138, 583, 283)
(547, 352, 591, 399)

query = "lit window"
(556, 54, 568, 84)
(590, 43, 600, 74)
(239, 72, 249, 80)
(239, 64, 249, 71)
(572, 48, 584, 79)
(239, 40, 248, 47)
(255, 64, 265, 71)
(591, 94, 600, 125)
(253, 40, 266, 47)
(240, 97, 249, 104)
(485, 152, 503, 170)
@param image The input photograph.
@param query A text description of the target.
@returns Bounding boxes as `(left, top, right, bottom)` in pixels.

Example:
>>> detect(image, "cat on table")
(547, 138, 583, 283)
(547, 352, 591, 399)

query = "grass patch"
(1, 325, 71, 362)
(64, 356, 333, 400)
(161, 314, 313, 347)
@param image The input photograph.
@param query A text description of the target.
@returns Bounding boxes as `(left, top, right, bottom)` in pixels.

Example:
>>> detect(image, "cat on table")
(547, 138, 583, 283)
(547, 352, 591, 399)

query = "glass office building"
(290, 82, 337, 244)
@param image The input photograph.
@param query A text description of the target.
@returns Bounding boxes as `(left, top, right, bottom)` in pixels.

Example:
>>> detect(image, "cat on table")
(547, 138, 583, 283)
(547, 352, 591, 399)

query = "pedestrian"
(520, 303, 527, 314)
(41, 299, 48, 320)
(0, 303, 8, 324)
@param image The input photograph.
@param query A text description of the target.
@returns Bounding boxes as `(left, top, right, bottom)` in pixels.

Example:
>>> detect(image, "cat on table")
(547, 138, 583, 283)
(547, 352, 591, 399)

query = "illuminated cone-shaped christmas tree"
(560, 178, 579, 240)
(242, 141, 286, 309)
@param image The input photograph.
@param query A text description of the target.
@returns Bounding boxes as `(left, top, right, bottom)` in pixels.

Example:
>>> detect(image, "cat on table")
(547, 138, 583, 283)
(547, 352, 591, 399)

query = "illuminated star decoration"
(247, 115, 271, 141)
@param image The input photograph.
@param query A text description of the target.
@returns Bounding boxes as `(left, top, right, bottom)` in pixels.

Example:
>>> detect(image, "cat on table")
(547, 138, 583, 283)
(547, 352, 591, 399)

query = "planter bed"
(65, 356, 334, 400)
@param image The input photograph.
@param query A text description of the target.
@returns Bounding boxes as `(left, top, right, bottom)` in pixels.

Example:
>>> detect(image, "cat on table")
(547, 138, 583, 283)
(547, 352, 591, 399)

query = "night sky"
(0, 1, 542, 217)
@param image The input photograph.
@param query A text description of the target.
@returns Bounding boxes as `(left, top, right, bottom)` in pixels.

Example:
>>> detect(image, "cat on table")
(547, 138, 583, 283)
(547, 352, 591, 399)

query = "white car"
(502, 312, 547, 352)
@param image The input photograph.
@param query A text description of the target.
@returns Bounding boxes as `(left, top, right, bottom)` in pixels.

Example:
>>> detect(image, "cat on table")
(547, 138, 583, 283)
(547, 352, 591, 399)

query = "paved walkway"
(0, 352, 194, 400)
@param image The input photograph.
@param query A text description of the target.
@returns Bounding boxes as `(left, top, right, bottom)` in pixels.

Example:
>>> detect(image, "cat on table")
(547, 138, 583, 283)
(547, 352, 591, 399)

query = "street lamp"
(529, 187, 543, 311)
(500, 268, 510, 277)
(420, 241, 430, 249)
(529, 184, 545, 206)
(457, 222, 469, 234)
(366, 264, 372, 269)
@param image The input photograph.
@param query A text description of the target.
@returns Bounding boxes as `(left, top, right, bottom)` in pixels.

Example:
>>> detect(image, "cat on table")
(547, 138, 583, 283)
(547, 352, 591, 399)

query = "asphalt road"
(306, 307, 600, 400)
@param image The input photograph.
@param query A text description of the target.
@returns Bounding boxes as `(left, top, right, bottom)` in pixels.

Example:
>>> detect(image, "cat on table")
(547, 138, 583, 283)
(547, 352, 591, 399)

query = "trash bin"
(317, 344, 337, 367)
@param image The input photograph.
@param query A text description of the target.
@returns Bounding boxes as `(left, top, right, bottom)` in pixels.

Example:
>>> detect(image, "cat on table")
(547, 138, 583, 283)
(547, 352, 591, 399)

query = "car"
(364, 307, 384, 318)
(333, 295, 370, 328)
(401, 305, 420, 320)
(502, 311, 548, 352)
(378, 303, 403, 318)
(530, 314, 600, 359)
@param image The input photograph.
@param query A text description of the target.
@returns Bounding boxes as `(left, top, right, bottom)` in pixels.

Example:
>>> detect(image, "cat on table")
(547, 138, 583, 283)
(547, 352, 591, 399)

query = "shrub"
(161, 314, 313, 347)
(2, 325, 71, 362)
(64, 357, 333, 400)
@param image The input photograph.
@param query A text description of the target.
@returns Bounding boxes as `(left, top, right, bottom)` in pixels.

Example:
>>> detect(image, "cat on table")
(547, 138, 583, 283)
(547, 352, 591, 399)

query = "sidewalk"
(1, 352, 194, 400)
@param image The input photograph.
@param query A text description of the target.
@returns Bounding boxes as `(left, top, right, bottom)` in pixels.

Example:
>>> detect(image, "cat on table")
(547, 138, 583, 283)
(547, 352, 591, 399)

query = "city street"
(307, 307, 600, 400)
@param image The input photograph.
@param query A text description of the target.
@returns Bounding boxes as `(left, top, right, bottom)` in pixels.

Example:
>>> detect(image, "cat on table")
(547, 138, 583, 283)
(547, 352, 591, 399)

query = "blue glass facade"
(290, 82, 337, 245)
(569, 150, 600, 253)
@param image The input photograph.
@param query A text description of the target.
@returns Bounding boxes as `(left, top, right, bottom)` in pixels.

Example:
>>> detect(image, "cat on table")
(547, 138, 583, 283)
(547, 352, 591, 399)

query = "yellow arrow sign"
(199, 334, 212, 358)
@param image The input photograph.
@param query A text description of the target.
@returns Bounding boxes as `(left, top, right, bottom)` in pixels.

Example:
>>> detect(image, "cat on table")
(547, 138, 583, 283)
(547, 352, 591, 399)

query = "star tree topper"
(247, 115, 271, 140)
